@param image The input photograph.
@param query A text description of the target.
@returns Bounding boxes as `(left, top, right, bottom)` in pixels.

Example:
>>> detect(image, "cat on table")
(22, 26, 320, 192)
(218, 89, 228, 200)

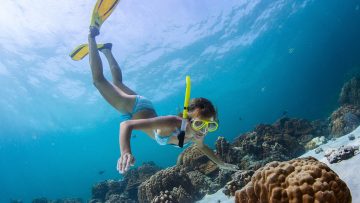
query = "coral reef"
(91, 180, 126, 201)
(305, 136, 326, 150)
(187, 170, 219, 198)
(10, 200, 23, 203)
(87, 146, 233, 203)
(222, 170, 254, 196)
(105, 194, 136, 203)
(215, 136, 233, 163)
(311, 119, 331, 139)
(123, 161, 162, 199)
(213, 169, 233, 188)
(32, 198, 83, 203)
(151, 190, 176, 203)
(138, 166, 194, 203)
(273, 118, 326, 145)
(329, 104, 360, 137)
(339, 76, 360, 106)
(328, 76, 360, 137)
(34, 77, 359, 203)
(32, 198, 49, 203)
(26, 74, 360, 203)
(177, 145, 219, 175)
(235, 157, 352, 203)
(229, 117, 322, 170)
(138, 144, 237, 202)
(76, 77, 358, 203)
(325, 145, 359, 164)
(89, 161, 161, 203)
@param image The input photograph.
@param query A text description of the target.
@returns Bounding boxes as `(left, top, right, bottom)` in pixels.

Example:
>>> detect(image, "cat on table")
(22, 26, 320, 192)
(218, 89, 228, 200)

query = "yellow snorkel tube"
(178, 76, 191, 147)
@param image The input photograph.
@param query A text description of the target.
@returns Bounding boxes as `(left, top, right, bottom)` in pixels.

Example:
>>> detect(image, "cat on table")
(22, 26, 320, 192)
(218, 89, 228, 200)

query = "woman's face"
(187, 115, 215, 140)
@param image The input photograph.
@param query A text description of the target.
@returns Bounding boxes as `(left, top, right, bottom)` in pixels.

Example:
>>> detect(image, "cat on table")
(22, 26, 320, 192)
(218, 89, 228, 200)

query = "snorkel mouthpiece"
(177, 131, 185, 147)
(178, 76, 191, 147)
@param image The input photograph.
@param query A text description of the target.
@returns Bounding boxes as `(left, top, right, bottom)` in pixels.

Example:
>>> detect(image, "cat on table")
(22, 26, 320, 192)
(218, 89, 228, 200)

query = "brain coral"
(235, 156, 351, 203)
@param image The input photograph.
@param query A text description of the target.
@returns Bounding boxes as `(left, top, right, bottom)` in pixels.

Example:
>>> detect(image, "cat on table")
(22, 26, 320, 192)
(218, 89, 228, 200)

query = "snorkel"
(178, 76, 191, 148)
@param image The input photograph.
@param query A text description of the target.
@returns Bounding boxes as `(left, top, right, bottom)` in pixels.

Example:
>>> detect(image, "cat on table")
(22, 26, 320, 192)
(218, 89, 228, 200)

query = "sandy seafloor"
(197, 126, 360, 202)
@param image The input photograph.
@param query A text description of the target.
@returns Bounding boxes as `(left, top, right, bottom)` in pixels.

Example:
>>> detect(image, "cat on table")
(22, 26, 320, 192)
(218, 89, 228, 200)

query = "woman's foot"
(89, 26, 100, 38)
(98, 43, 112, 52)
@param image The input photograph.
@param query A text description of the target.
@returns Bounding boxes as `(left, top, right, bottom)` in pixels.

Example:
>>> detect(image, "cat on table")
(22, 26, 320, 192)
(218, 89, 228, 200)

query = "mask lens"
(192, 120, 205, 129)
(208, 122, 218, 132)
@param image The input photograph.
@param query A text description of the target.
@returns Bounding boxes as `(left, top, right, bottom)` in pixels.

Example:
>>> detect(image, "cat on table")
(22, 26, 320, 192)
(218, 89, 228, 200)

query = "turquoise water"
(0, 0, 359, 202)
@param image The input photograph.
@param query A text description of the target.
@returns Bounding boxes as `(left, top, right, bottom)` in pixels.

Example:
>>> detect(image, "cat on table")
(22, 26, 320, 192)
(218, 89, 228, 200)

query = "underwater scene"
(1, 0, 360, 202)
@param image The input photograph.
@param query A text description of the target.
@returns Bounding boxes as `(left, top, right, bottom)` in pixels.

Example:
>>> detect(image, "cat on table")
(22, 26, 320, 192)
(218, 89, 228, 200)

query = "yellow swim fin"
(69, 43, 108, 61)
(90, 0, 121, 29)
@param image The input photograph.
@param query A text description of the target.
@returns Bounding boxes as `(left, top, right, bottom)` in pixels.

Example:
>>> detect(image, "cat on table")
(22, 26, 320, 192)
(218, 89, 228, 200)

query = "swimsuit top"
(154, 128, 192, 147)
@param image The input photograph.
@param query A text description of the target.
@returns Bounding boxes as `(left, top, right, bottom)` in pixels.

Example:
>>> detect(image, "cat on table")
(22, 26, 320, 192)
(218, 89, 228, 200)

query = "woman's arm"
(119, 116, 179, 153)
(196, 144, 224, 165)
(117, 116, 180, 173)
(194, 138, 238, 171)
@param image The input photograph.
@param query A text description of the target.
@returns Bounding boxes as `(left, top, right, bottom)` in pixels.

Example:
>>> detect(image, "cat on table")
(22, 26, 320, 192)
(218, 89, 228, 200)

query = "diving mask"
(190, 119, 218, 133)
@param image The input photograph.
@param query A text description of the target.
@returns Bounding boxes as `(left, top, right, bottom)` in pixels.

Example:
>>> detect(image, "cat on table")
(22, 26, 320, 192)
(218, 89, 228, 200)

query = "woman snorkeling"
(88, 26, 238, 174)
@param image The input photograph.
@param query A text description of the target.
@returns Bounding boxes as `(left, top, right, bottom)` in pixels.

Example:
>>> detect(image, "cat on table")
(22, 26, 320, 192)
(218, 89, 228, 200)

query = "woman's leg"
(99, 45, 158, 122)
(100, 48, 137, 95)
(100, 48, 159, 120)
(88, 34, 135, 113)
(102, 51, 157, 135)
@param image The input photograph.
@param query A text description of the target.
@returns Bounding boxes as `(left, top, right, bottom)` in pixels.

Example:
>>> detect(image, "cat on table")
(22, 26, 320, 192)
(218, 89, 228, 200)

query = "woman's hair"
(188, 97, 217, 120)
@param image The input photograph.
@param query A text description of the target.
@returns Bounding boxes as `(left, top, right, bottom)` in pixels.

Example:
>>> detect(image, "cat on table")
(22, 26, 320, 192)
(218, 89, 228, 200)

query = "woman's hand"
(117, 152, 135, 174)
(219, 163, 239, 171)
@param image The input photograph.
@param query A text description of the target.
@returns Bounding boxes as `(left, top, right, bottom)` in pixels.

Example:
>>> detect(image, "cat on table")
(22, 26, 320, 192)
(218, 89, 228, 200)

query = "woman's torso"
(154, 127, 193, 145)
(132, 113, 193, 145)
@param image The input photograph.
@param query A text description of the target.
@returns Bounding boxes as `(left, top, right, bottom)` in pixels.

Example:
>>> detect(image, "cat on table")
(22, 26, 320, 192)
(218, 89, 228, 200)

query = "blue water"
(0, 0, 360, 202)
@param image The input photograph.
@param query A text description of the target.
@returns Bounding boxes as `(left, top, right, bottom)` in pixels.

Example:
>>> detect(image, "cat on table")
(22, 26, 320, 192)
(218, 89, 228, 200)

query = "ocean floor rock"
(235, 157, 352, 203)
(348, 134, 355, 140)
(315, 147, 323, 154)
(325, 145, 359, 164)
